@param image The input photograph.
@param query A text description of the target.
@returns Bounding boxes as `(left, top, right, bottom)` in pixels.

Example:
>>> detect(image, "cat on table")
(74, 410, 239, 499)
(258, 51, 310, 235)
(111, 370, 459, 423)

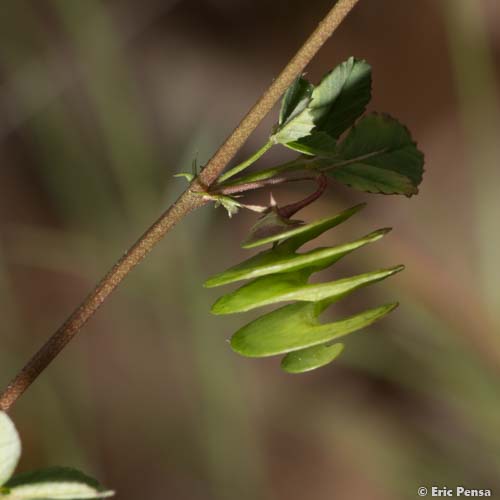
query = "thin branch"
(210, 173, 319, 196)
(215, 157, 321, 188)
(279, 174, 328, 218)
(0, 0, 361, 412)
(197, 0, 361, 187)
(218, 148, 392, 190)
(0, 190, 206, 412)
(217, 140, 274, 183)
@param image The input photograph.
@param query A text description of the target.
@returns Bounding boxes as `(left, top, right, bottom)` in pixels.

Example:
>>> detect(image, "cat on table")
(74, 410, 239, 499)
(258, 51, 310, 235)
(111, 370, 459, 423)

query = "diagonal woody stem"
(0, 0, 361, 412)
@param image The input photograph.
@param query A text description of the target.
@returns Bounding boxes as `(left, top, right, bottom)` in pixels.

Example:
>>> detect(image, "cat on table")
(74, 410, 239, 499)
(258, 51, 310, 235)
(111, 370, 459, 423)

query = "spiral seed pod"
(204, 203, 403, 373)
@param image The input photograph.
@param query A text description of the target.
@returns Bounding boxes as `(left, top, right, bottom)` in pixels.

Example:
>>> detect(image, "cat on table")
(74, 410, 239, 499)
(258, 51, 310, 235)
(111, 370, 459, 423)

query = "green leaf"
(327, 113, 424, 196)
(210, 195, 241, 218)
(283, 132, 338, 157)
(242, 209, 303, 249)
(0, 412, 21, 487)
(208, 198, 405, 371)
(281, 343, 344, 374)
(0, 417, 113, 499)
(309, 58, 368, 112)
(277, 203, 366, 252)
(279, 57, 371, 153)
(206, 205, 372, 288)
(313, 57, 372, 139)
(332, 164, 418, 195)
(206, 57, 419, 373)
(278, 77, 313, 126)
(4, 467, 114, 499)
(231, 302, 398, 357)
(174, 172, 195, 182)
(204, 228, 390, 288)
(212, 266, 403, 315)
(273, 109, 317, 145)
(243, 203, 365, 249)
(212, 270, 308, 315)
(273, 78, 315, 144)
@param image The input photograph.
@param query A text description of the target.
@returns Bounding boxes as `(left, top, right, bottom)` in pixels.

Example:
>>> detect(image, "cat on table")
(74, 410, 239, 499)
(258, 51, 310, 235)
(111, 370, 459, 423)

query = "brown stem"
(0, 0, 361, 412)
(197, 0, 361, 187)
(210, 173, 318, 196)
(279, 174, 328, 218)
(0, 190, 207, 412)
(210, 173, 327, 217)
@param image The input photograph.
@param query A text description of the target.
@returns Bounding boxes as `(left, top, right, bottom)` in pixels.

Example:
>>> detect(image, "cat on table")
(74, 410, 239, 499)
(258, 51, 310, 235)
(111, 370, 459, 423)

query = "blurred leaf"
(174, 172, 195, 183)
(0, 412, 21, 487)
(4, 467, 114, 499)
(328, 113, 424, 196)
(0, 415, 113, 498)
(281, 343, 344, 374)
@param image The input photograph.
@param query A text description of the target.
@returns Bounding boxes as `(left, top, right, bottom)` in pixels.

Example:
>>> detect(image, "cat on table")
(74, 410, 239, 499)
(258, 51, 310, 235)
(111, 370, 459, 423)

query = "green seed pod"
(204, 204, 403, 374)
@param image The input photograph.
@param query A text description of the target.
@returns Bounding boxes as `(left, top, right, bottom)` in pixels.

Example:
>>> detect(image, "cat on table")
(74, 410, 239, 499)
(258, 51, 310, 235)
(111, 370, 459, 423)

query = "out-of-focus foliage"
(0, 413, 21, 486)
(0, 412, 113, 499)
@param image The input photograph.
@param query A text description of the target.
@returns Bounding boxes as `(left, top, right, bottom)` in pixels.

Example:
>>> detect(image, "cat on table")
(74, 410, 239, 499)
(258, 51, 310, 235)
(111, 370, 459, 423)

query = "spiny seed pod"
(204, 203, 403, 374)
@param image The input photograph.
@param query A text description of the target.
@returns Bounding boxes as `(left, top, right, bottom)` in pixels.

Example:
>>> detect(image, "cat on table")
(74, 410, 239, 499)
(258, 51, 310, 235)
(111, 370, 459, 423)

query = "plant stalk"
(218, 140, 274, 183)
(279, 174, 328, 218)
(0, 0, 361, 412)
(211, 173, 319, 196)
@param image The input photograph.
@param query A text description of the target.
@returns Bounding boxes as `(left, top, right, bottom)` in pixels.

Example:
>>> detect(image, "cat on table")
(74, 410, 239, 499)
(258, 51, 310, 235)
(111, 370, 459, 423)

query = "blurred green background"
(1, 0, 500, 499)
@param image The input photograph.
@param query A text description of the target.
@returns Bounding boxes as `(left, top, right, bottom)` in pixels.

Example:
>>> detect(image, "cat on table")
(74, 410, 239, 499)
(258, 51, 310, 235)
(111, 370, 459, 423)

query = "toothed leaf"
(327, 114, 424, 196)
(274, 58, 371, 149)
(313, 57, 372, 139)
